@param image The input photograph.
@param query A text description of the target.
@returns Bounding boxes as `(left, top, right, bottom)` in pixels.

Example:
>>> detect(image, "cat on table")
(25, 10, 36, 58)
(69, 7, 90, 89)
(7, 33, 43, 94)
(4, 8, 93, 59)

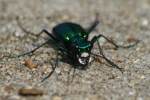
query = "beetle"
(14, 14, 139, 81)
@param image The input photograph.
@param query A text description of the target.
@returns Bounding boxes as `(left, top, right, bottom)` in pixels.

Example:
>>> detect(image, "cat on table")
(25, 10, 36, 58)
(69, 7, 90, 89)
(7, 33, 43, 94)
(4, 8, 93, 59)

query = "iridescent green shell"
(53, 22, 91, 50)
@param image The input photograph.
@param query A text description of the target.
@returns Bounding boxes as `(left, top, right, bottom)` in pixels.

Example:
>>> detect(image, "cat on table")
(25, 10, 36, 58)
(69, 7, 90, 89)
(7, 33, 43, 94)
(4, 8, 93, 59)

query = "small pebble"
(134, 59, 140, 63)
(126, 35, 138, 43)
(55, 68, 61, 74)
(140, 75, 145, 79)
(4, 85, 14, 93)
(9, 95, 20, 100)
(141, 18, 149, 27)
(24, 59, 38, 69)
(52, 95, 62, 100)
(18, 87, 44, 96)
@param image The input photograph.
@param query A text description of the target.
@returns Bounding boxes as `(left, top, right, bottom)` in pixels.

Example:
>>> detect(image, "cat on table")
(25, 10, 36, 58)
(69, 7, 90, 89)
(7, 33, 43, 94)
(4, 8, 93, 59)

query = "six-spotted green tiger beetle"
(15, 14, 139, 81)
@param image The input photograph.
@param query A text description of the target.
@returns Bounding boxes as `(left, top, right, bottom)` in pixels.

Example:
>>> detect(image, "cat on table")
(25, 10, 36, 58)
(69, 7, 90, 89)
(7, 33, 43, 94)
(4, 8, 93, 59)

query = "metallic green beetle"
(16, 14, 139, 76)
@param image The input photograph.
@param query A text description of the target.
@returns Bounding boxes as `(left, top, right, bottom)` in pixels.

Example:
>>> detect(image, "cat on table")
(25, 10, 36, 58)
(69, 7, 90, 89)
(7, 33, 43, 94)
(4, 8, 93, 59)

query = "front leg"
(91, 34, 139, 49)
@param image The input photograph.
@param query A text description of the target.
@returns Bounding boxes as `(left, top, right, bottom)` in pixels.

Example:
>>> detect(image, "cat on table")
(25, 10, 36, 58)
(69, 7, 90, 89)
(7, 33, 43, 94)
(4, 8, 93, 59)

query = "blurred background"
(0, 0, 150, 100)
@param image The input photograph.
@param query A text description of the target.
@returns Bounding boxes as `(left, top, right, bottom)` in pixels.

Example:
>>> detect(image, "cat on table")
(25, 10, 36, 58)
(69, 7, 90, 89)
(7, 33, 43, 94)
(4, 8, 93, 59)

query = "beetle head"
(75, 44, 92, 68)
(77, 52, 92, 67)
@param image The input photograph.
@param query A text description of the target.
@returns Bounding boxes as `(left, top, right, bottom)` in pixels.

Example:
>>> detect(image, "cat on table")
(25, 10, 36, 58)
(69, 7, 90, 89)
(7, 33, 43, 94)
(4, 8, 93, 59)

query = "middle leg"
(41, 50, 60, 82)
(96, 39, 124, 73)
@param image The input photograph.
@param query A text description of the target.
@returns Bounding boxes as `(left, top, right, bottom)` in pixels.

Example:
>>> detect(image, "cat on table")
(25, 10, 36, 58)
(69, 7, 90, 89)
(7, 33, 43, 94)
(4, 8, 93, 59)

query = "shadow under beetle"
(15, 14, 139, 81)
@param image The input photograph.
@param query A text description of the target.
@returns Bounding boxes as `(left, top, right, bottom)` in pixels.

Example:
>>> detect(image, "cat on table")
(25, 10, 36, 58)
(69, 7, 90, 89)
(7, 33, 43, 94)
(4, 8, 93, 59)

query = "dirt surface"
(0, 0, 150, 100)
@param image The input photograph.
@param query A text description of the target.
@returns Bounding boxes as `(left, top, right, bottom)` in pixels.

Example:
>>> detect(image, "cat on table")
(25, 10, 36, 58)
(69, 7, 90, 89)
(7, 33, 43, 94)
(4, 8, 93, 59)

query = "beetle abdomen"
(53, 22, 86, 42)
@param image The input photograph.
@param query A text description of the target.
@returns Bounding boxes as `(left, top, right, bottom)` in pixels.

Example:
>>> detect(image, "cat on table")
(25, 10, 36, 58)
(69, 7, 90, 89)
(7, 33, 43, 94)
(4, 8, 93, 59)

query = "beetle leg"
(16, 17, 58, 41)
(41, 50, 59, 82)
(41, 46, 72, 82)
(58, 47, 69, 56)
(16, 17, 37, 37)
(91, 38, 124, 73)
(1, 40, 50, 59)
(36, 29, 58, 41)
(66, 65, 76, 84)
(16, 40, 50, 58)
(86, 13, 100, 34)
(91, 34, 139, 49)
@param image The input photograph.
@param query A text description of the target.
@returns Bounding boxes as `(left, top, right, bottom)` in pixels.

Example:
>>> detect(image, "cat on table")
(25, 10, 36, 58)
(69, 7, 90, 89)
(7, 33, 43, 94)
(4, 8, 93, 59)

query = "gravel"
(0, 0, 150, 100)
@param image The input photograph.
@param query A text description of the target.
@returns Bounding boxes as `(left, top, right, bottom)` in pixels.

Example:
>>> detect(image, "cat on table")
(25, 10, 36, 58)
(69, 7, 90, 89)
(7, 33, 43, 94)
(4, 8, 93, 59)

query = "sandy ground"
(0, 0, 150, 100)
